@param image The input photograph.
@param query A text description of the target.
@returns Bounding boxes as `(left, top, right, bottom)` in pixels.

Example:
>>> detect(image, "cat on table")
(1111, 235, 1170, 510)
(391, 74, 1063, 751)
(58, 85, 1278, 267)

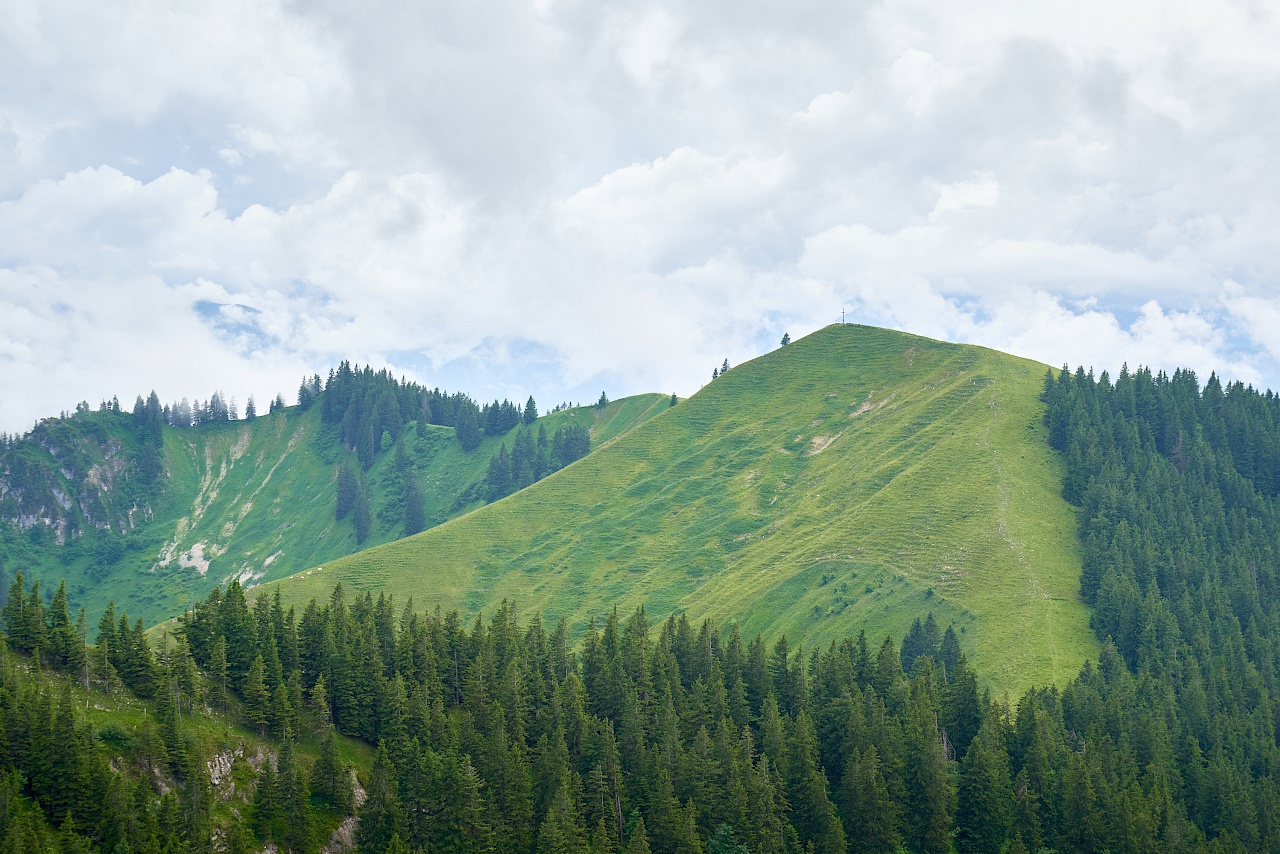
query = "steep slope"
(267, 325, 1098, 694)
(0, 395, 667, 625)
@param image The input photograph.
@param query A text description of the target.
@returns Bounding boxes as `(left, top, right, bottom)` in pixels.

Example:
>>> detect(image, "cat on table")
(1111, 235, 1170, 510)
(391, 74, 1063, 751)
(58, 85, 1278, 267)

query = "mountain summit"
(267, 325, 1097, 694)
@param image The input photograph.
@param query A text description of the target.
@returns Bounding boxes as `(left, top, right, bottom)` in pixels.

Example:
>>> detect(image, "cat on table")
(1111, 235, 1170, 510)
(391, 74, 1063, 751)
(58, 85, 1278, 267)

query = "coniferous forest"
(1, 361, 1280, 851)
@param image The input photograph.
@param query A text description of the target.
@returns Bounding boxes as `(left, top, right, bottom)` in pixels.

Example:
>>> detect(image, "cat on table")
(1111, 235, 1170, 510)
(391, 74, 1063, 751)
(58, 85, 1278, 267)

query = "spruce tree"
(537, 778, 590, 854)
(244, 654, 270, 732)
(358, 743, 406, 853)
(336, 461, 358, 521)
(785, 712, 845, 854)
(354, 479, 372, 544)
(625, 818, 652, 854)
(404, 475, 425, 537)
(210, 637, 229, 710)
(954, 715, 1013, 854)
(839, 745, 899, 854)
(45, 581, 79, 673)
(1, 571, 27, 651)
(903, 674, 953, 854)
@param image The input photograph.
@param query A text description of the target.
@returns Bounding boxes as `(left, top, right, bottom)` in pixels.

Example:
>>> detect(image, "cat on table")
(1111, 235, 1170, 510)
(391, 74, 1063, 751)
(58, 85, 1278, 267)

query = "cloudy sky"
(2, 0, 1278, 433)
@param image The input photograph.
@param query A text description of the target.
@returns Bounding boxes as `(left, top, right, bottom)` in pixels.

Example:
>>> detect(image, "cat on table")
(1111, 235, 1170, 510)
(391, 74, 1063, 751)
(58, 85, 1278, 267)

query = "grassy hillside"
(265, 325, 1099, 695)
(1, 395, 667, 626)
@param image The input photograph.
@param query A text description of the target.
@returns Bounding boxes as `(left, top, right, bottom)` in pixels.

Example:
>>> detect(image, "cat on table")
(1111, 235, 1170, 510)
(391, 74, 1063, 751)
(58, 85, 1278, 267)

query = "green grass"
(263, 326, 1099, 696)
(3, 395, 667, 628)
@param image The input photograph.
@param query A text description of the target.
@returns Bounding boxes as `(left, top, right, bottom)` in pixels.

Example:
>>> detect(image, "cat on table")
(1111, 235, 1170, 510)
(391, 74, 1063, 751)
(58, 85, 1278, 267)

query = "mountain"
(263, 325, 1099, 695)
(0, 388, 668, 625)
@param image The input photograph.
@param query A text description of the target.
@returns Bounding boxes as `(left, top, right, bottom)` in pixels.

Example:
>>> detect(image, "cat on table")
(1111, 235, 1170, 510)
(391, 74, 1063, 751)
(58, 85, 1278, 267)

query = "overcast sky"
(2, 0, 1278, 433)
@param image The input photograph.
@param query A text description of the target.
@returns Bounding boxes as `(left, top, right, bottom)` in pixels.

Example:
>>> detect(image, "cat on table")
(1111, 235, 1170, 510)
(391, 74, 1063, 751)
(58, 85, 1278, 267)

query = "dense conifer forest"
(1, 359, 1280, 851)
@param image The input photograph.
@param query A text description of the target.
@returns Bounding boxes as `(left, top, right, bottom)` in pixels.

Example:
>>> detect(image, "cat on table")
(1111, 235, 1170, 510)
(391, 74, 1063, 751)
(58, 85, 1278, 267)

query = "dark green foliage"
(354, 478, 372, 544)
(954, 713, 1012, 853)
(525, 396, 539, 425)
(899, 612, 939, 675)
(168, 571, 1274, 854)
(484, 424, 591, 503)
(780, 333, 790, 346)
(336, 460, 358, 521)
(484, 399, 522, 436)
(455, 404, 482, 452)
(1041, 363, 1280, 851)
(404, 472, 425, 537)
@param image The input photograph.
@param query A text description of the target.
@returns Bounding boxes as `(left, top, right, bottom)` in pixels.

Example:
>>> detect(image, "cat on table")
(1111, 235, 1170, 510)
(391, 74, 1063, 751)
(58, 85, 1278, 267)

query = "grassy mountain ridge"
(0, 392, 667, 626)
(265, 325, 1099, 695)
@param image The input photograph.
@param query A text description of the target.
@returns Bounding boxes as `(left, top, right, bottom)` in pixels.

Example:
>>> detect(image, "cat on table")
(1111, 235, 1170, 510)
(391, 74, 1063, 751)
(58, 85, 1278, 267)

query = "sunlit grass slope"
(266, 326, 1098, 695)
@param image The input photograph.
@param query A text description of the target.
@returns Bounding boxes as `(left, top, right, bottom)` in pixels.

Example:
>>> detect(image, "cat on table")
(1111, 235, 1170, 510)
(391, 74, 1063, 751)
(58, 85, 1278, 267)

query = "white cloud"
(2, 0, 1280, 432)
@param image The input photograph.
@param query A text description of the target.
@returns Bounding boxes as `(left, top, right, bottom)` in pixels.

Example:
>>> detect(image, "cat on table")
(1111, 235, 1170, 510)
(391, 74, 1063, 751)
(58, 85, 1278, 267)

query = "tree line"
(484, 423, 591, 502)
(2, 553, 1278, 851)
(1042, 363, 1280, 851)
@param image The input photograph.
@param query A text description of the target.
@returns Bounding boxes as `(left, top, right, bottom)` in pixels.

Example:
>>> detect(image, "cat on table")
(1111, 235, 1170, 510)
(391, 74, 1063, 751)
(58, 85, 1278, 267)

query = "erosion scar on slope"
(984, 391, 1062, 686)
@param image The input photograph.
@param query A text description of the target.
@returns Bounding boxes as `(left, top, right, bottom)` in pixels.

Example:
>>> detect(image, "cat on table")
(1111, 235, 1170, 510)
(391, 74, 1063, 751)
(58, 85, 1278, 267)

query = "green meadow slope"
(267, 325, 1099, 695)
(1, 395, 667, 626)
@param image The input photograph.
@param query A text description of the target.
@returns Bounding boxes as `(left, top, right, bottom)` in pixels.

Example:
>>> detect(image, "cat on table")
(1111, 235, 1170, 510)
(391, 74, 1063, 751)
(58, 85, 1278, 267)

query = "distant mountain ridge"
(0, 378, 668, 625)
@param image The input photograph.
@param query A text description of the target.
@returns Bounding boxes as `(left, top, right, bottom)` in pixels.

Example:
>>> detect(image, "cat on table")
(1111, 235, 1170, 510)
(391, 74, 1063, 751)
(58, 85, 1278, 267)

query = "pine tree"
(839, 745, 899, 854)
(404, 474, 425, 537)
(456, 405, 482, 452)
(277, 738, 312, 853)
(525, 396, 539, 424)
(253, 755, 282, 843)
(625, 818, 653, 854)
(45, 581, 80, 674)
(954, 715, 1013, 854)
(1, 570, 27, 650)
(311, 673, 332, 726)
(354, 479, 373, 544)
(707, 824, 750, 854)
(537, 778, 590, 854)
(209, 637, 229, 710)
(903, 676, 953, 854)
(244, 653, 270, 732)
(358, 743, 406, 853)
(780, 333, 790, 346)
(313, 727, 351, 813)
(336, 461, 358, 521)
(786, 712, 845, 854)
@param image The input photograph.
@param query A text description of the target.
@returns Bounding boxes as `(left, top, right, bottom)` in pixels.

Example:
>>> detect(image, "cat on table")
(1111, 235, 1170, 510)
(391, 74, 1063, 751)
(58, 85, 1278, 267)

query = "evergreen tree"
(954, 715, 1013, 854)
(625, 818, 652, 854)
(902, 676, 953, 854)
(244, 653, 270, 732)
(839, 745, 899, 854)
(354, 479, 373, 544)
(456, 405, 482, 452)
(358, 743, 406, 853)
(537, 779, 590, 854)
(209, 636, 228, 710)
(336, 460, 358, 521)
(404, 474, 425, 537)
